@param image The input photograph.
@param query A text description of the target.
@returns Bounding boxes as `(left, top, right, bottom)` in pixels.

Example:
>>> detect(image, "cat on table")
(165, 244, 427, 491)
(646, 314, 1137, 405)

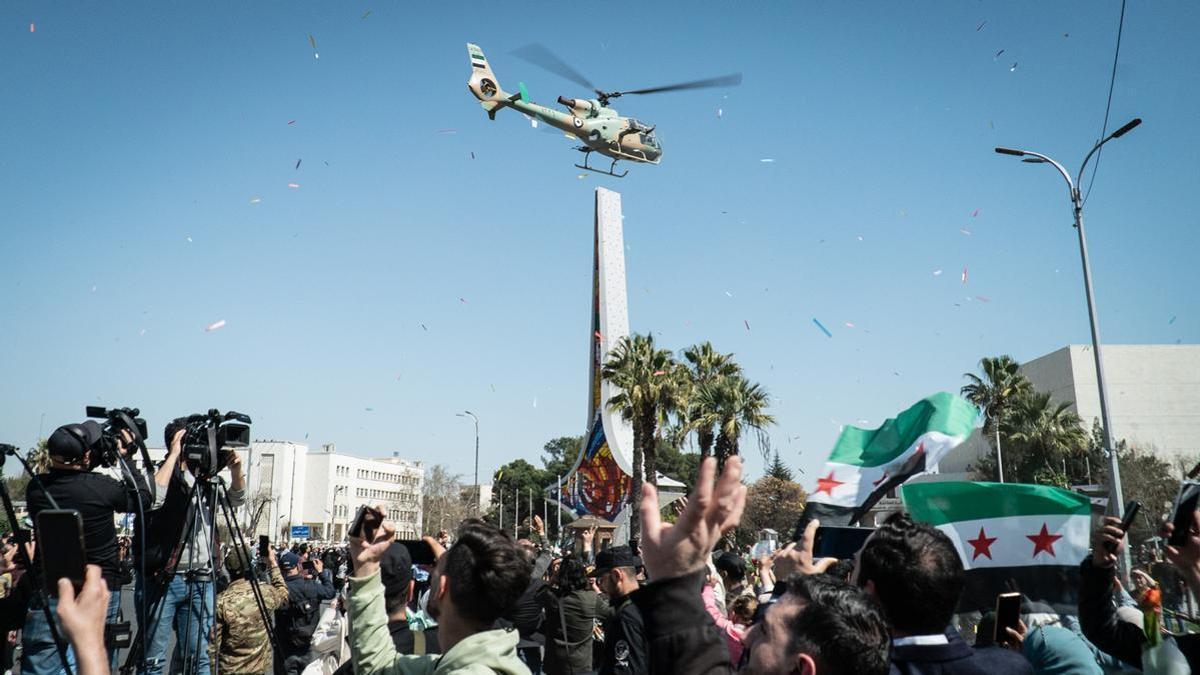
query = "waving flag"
(901, 481, 1091, 613)
(801, 392, 979, 526)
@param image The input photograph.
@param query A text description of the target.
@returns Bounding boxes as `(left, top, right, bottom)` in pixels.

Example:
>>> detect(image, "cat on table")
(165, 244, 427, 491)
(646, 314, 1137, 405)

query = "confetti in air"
(976, 20, 988, 31)
(295, 158, 302, 170)
(1010, 62, 1018, 72)
(960, 229, 972, 236)
(139, 329, 146, 336)
(30, 23, 36, 33)
(1169, 315, 1177, 325)
(532, 397, 538, 409)
(419, 323, 428, 331)
(287, 183, 300, 189)
(308, 34, 319, 59)
(972, 209, 980, 217)
(186, 235, 192, 243)
(856, 235, 864, 241)
(287, 120, 296, 125)
(204, 320, 227, 332)
(716, 108, 723, 118)
(844, 322, 855, 328)
(361, 9, 372, 19)
(744, 320, 751, 331)
(760, 158, 775, 163)
(249, 197, 261, 204)
(812, 318, 833, 338)
(994, 50, 1004, 59)
(436, 129, 457, 134)
(459, 297, 468, 304)
(577, 174, 588, 179)
(975, 296, 991, 303)
(961, 267, 969, 284)
(725, 291, 733, 298)
(933, 269, 943, 276)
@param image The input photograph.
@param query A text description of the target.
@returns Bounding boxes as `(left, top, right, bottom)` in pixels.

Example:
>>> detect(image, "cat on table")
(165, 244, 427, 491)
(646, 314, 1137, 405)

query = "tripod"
(121, 472, 281, 675)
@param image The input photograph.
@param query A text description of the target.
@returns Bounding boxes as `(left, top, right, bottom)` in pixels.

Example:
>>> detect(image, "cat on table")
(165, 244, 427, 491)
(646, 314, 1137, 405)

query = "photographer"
(24, 420, 160, 675)
(276, 550, 337, 674)
(135, 420, 245, 675)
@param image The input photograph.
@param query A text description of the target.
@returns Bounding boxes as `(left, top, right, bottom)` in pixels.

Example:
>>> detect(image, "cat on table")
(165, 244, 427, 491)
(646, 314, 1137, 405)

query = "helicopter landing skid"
(574, 150, 628, 178)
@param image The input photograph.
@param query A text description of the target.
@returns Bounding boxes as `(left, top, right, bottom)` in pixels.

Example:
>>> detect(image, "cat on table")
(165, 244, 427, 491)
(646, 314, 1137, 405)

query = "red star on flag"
(815, 471, 844, 496)
(967, 526, 997, 560)
(1027, 523, 1063, 558)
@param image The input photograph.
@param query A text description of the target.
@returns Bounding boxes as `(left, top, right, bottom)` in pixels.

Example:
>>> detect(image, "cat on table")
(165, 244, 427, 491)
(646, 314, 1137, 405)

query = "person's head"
(279, 552, 301, 577)
(743, 574, 889, 675)
(824, 558, 855, 583)
(854, 512, 963, 636)
(552, 556, 591, 595)
(590, 545, 641, 599)
(729, 594, 758, 626)
(380, 542, 414, 618)
(425, 520, 531, 630)
(47, 422, 103, 470)
(224, 544, 254, 578)
(715, 551, 747, 587)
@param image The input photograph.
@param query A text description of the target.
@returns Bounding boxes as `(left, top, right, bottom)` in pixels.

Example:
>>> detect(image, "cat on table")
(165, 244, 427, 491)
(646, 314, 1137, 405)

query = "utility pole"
(457, 411, 480, 515)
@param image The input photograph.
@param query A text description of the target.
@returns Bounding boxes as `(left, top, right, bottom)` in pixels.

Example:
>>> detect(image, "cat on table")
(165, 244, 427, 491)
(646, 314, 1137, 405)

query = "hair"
(552, 556, 591, 596)
(728, 594, 758, 625)
(825, 558, 856, 583)
(441, 520, 532, 627)
(784, 573, 891, 675)
(856, 512, 964, 635)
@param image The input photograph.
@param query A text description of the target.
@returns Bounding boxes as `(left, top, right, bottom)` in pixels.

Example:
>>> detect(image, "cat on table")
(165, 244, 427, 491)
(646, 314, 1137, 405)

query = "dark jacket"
(27, 466, 154, 590)
(502, 578, 549, 650)
(1078, 556, 1200, 670)
(275, 570, 337, 651)
(888, 628, 1032, 675)
(598, 593, 646, 675)
(631, 570, 730, 675)
(543, 588, 612, 674)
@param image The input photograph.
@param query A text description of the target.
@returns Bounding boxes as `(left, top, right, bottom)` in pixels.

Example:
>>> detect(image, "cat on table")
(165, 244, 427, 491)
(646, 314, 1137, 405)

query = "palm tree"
(694, 376, 776, 472)
(961, 355, 1032, 482)
(680, 342, 742, 459)
(602, 333, 683, 539)
(1004, 391, 1089, 482)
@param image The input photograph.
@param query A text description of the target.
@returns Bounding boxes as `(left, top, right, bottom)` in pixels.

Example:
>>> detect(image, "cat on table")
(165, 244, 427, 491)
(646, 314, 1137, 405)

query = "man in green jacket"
(347, 514, 533, 674)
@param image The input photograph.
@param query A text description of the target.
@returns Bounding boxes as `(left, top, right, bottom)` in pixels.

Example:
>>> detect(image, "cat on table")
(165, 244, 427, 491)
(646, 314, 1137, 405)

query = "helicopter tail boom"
(467, 43, 515, 119)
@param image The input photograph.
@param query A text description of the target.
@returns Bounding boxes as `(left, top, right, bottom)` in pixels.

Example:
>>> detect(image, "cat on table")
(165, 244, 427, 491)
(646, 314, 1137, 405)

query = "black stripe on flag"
(959, 565, 1082, 616)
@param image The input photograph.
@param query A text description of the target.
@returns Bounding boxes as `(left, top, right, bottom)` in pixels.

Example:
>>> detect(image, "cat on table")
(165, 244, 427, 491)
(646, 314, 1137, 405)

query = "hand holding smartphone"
(348, 506, 384, 541)
(1106, 501, 1141, 553)
(993, 592, 1021, 645)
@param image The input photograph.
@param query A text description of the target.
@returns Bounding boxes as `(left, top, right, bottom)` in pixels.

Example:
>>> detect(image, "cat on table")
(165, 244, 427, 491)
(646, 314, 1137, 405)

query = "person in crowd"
(135, 420, 246, 675)
(25, 421, 159, 674)
(347, 515, 533, 673)
(378, 541, 429, 655)
(276, 550, 338, 674)
(212, 542, 290, 674)
(591, 545, 646, 675)
(1079, 512, 1200, 669)
(54, 565, 112, 675)
(714, 551, 753, 608)
(853, 512, 1033, 674)
(997, 619, 1103, 675)
(543, 555, 610, 674)
(631, 456, 892, 675)
(702, 578, 758, 667)
(500, 544, 549, 673)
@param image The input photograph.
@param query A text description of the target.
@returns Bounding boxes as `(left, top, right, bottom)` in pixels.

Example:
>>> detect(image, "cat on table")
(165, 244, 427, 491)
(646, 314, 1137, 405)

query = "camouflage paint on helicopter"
(467, 43, 739, 177)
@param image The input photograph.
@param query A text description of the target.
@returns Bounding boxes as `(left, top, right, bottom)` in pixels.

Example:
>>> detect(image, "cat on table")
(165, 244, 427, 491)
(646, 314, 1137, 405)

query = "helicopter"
(466, 43, 741, 177)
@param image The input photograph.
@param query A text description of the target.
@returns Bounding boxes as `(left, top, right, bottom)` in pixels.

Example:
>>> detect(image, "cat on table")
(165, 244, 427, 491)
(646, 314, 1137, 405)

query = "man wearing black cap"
(379, 541, 429, 655)
(275, 549, 337, 674)
(591, 545, 646, 675)
(23, 421, 158, 675)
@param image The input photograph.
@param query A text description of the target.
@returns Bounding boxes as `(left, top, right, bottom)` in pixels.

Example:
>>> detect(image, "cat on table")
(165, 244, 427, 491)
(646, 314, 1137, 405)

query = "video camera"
(85, 406, 150, 469)
(178, 409, 251, 480)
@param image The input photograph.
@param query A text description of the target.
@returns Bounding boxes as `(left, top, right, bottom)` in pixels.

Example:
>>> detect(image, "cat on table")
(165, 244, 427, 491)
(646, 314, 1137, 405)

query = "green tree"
(486, 459, 549, 539)
(655, 438, 702, 493)
(539, 435, 582, 485)
(1004, 392, 1089, 481)
(961, 355, 1032, 482)
(765, 448, 794, 482)
(693, 376, 775, 472)
(602, 333, 683, 539)
(680, 342, 741, 460)
(741, 475, 806, 549)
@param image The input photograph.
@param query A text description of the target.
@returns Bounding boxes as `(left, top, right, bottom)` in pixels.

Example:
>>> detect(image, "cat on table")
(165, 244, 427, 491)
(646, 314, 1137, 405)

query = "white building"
(238, 441, 423, 542)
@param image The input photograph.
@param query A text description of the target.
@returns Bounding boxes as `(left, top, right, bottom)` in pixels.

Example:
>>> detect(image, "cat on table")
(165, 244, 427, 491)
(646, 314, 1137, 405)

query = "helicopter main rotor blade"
(511, 43, 596, 91)
(619, 73, 743, 96)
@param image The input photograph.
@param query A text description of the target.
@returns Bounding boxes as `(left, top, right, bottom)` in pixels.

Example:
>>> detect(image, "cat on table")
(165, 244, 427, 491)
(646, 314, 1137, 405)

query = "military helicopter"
(466, 43, 741, 177)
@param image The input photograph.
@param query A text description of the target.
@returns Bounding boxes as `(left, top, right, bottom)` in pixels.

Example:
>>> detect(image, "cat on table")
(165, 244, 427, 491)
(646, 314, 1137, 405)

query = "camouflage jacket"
(213, 564, 290, 674)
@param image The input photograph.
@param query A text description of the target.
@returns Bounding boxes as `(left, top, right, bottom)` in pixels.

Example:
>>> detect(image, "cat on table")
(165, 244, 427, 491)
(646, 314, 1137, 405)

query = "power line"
(1083, 0, 1128, 205)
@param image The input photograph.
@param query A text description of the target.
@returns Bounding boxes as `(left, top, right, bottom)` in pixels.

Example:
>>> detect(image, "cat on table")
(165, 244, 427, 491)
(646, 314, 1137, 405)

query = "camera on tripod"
(85, 406, 150, 468)
(179, 409, 251, 480)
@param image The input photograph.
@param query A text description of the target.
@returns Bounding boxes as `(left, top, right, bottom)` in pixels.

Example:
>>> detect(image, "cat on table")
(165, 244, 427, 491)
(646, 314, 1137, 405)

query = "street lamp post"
(995, 117, 1141, 583)
(457, 411, 480, 515)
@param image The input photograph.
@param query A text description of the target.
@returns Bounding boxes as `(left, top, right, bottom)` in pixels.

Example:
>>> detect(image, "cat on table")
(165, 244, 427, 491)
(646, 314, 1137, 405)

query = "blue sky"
(1, 1, 1197, 488)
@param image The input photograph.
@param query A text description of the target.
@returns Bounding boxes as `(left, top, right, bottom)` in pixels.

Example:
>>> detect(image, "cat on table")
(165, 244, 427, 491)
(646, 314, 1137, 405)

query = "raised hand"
(639, 456, 747, 581)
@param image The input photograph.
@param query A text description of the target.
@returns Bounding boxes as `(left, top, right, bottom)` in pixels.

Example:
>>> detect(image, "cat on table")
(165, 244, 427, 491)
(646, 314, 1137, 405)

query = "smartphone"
(399, 539, 437, 566)
(1102, 501, 1142, 553)
(1169, 483, 1200, 547)
(812, 526, 874, 559)
(993, 592, 1022, 644)
(348, 506, 384, 540)
(303, 560, 317, 574)
(258, 535, 270, 559)
(36, 510, 86, 596)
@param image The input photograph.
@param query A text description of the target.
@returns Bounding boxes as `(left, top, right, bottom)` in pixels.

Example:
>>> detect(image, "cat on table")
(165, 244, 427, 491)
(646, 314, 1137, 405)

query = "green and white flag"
(801, 392, 980, 526)
(901, 481, 1091, 613)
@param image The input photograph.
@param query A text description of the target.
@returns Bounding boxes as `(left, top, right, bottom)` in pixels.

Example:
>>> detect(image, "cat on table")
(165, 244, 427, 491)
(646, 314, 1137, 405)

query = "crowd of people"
(4, 418, 1200, 674)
